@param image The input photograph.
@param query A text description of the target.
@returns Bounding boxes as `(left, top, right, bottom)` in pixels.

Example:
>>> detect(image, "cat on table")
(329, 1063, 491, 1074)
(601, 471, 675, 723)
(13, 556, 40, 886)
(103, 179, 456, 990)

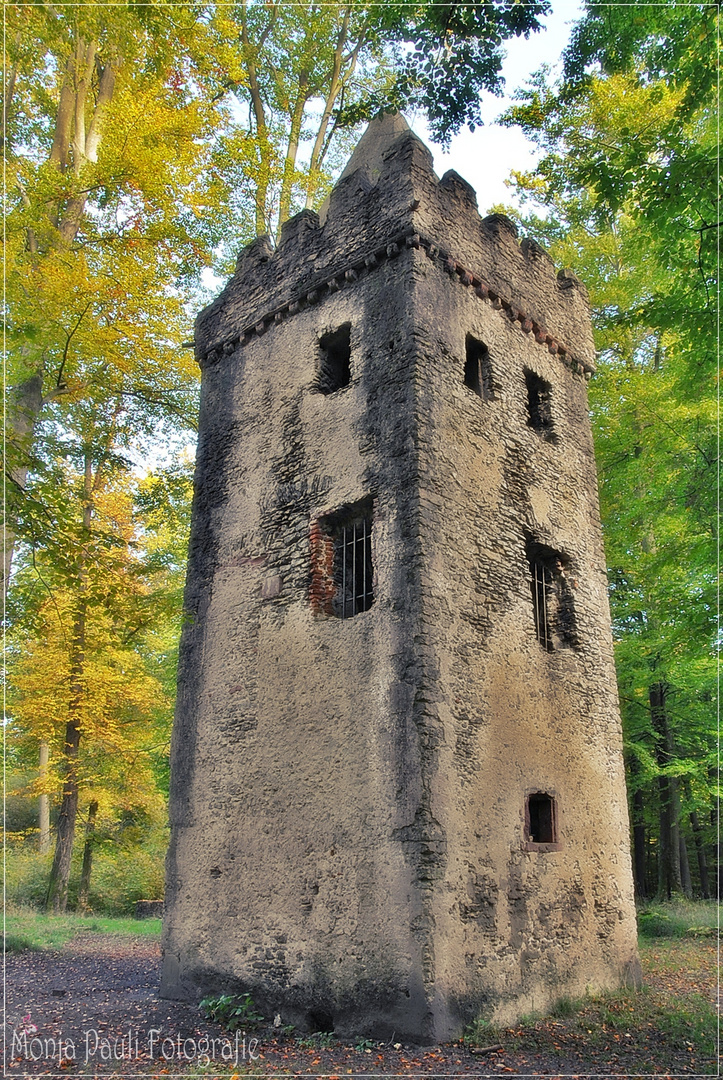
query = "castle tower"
(161, 114, 640, 1042)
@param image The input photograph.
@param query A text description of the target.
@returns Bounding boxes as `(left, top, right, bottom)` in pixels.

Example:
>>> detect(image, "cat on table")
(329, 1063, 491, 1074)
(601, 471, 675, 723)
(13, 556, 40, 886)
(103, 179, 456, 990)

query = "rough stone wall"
(162, 115, 639, 1042)
(406, 227, 639, 1032)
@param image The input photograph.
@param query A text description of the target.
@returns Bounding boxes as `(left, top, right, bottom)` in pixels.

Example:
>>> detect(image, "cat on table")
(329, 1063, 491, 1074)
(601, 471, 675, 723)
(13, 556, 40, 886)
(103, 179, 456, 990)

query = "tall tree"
(194, 0, 551, 252)
(7, 438, 180, 911)
(501, 2, 717, 897)
(3, 2, 216, 593)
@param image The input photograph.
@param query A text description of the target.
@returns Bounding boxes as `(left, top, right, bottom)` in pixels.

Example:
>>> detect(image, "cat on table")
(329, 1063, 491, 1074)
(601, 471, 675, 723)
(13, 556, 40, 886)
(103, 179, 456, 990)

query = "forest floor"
(4, 927, 718, 1078)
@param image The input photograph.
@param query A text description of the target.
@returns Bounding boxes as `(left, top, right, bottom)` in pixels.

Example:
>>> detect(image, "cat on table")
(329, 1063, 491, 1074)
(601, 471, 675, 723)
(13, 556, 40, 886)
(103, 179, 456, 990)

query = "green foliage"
(199, 993, 265, 1031)
(297, 1030, 337, 1048)
(502, 1, 717, 899)
(80, 830, 168, 915)
(550, 996, 576, 1019)
(462, 1017, 498, 1046)
(190, 0, 552, 247)
(352, 1036, 376, 1052)
(346, 1, 551, 147)
(6, 820, 167, 915)
(5, 851, 55, 910)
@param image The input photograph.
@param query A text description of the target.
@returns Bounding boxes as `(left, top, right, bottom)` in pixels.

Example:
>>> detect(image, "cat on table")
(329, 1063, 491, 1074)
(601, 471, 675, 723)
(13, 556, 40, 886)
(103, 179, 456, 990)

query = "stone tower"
(161, 114, 640, 1042)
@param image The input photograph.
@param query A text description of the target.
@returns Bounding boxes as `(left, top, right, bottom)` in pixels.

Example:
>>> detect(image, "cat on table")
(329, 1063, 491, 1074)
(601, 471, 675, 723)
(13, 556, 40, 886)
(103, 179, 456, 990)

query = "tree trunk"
(689, 808, 711, 899)
(711, 797, 721, 900)
(650, 681, 684, 898)
(305, 10, 348, 209)
(46, 456, 93, 912)
(632, 784, 647, 900)
(38, 742, 51, 855)
(239, 1, 272, 236)
(277, 75, 309, 233)
(45, 715, 82, 912)
(77, 800, 98, 912)
(679, 832, 693, 898)
(3, 372, 44, 595)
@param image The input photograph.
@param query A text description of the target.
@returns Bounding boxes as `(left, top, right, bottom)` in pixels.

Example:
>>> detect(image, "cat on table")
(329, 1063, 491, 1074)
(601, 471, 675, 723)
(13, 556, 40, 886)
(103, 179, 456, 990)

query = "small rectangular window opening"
(531, 557, 553, 650)
(310, 499, 374, 619)
(464, 335, 493, 400)
(525, 370, 554, 437)
(317, 324, 351, 394)
(526, 793, 557, 845)
(526, 539, 578, 651)
(334, 516, 374, 619)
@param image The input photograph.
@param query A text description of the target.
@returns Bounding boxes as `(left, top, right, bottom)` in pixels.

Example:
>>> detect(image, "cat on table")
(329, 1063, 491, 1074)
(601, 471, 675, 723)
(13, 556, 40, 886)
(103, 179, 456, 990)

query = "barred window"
(526, 540, 578, 651)
(310, 500, 374, 619)
(333, 516, 374, 618)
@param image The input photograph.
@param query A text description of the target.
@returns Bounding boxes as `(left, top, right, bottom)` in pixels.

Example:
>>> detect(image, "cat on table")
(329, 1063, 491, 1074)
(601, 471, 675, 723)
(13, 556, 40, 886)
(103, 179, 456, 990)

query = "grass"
(464, 905, 718, 1073)
(637, 896, 718, 938)
(4, 906, 162, 952)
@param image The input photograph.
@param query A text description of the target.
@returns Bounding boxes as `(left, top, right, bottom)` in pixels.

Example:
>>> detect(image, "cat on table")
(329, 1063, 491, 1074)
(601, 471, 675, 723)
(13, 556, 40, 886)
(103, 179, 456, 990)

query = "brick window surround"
(310, 499, 374, 618)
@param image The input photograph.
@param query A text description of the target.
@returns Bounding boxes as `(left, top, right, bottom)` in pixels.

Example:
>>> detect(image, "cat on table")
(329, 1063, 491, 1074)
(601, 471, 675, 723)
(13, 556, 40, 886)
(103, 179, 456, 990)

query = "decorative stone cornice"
(201, 228, 594, 380)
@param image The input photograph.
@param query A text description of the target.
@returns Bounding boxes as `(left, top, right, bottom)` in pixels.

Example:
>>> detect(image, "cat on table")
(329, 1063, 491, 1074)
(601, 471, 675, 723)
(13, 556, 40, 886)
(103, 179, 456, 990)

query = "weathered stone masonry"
(162, 113, 640, 1042)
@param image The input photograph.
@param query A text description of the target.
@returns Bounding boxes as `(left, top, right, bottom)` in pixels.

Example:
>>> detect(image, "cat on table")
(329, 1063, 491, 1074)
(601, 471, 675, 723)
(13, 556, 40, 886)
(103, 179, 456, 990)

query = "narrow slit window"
(310, 499, 374, 619)
(525, 370, 553, 437)
(526, 793, 557, 845)
(526, 539, 578, 651)
(317, 324, 351, 394)
(464, 335, 493, 400)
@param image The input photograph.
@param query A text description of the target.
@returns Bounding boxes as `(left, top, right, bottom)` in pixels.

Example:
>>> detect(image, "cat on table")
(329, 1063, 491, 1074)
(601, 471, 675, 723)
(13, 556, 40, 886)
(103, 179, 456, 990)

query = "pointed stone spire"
(336, 111, 413, 187)
(318, 112, 429, 225)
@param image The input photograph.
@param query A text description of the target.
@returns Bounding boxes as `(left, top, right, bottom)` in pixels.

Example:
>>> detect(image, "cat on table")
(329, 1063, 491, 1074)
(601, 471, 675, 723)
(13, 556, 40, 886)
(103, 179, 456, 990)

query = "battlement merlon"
(194, 114, 595, 374)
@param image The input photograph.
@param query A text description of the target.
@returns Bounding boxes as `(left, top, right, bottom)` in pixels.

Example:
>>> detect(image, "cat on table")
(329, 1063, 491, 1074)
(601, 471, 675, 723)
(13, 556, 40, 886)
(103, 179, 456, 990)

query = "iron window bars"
(531, 557, 553, 651)
(334, 515, 374, 619)
(527, 539, 578, 651)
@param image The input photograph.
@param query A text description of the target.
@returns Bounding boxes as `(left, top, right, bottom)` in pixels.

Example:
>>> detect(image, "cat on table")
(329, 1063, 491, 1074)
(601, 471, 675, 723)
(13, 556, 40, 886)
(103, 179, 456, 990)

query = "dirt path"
(4, 934, 717, 1077)
(5, 933, 208, 1075)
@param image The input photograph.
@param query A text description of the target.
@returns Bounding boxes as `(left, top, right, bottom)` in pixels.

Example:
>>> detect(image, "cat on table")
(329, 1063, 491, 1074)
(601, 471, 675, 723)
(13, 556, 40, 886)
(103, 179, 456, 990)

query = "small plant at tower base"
(463, 1016, 502, 1047)
(199, 993, 264, 1030)
(353, 1036, 375, 1052)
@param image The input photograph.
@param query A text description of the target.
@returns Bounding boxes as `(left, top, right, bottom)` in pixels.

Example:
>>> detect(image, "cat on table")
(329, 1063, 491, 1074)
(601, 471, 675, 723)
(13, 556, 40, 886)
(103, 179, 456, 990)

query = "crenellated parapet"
(195, 116, 594, 375)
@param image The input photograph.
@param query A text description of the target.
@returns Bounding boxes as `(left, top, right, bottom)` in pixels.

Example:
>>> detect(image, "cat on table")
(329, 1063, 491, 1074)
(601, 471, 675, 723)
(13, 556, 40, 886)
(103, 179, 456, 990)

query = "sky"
(408, 0, 584, 215)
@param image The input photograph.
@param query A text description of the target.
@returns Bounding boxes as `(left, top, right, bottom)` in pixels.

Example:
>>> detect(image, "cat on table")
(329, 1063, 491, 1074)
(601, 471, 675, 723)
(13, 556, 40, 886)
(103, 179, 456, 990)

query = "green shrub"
(85, 840, 166, 915)
(5, 849, 54, 908)
(200, 993, 264, 1031)
(551, 995, 577, 1018)
(5, 828, 167, 916)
